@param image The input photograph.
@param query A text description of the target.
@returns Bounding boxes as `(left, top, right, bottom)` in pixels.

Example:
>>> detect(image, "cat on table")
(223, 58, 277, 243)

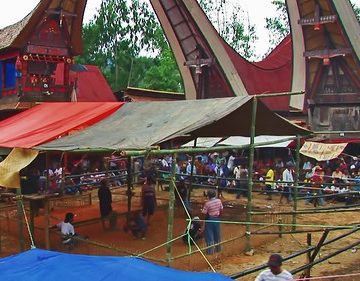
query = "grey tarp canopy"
(36, 97, 310, 151)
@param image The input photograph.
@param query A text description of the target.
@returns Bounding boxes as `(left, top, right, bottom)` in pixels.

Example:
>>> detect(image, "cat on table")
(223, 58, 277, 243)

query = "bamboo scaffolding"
(230, 227, 359, 279)
(245, 97, 257, 253)
(251, 207, 360, 215)
(292, 135, 301, 231)
(166, 153, 177, 266)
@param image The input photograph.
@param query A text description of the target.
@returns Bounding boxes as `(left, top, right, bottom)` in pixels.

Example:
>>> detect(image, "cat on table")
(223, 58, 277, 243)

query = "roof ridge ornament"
(298, 4, 337, 30)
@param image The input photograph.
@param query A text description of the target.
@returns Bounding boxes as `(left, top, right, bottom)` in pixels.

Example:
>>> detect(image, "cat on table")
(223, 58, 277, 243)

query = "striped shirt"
(142, 184, 155, 198)
(202, 198, 223, 217)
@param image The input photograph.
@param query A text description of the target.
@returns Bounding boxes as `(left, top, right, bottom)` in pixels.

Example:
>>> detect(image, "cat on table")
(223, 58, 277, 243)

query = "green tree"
(77, 0, 171, 91)
(265, 0, 289, 51)
(198, 0, 258, 60)
(351, 2, 360, 21)
(138, 48, 183, 92)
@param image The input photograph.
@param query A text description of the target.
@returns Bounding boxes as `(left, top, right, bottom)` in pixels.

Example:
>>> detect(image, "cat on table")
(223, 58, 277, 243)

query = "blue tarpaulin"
(0, 249, 232, 281)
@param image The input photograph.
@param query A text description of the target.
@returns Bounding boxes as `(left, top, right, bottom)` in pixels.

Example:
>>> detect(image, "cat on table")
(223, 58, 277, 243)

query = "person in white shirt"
(227, 153, 235, 172)
(186, 160, 196, 175)
(255, 254, 293, 281)
(234, 165, 248, 198)
(54, 212, 76, 245)
(53, 212, 87, 246)
(54, 163, 63, 190)
(280, 162, 294, 204)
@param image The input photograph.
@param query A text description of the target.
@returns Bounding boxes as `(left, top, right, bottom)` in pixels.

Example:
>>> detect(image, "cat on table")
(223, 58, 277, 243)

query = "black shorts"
(142, 198, 155, 216)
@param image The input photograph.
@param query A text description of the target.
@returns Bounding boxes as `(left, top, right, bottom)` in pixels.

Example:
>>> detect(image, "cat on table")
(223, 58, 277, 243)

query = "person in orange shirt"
(194, 156, 204, 175)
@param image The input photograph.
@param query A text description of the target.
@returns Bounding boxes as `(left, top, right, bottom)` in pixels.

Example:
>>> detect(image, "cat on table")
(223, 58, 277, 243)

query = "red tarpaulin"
(55, 64, 118, 102)
(0, 102, 123, 148)
(221, 35, 292, 111)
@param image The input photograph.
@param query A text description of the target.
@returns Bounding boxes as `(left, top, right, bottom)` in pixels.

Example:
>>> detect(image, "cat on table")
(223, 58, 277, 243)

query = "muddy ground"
(0, 186, 359, 280)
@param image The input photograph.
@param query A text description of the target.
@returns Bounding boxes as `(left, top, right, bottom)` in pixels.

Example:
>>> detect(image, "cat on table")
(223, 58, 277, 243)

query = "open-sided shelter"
(36, 97, 310, 152)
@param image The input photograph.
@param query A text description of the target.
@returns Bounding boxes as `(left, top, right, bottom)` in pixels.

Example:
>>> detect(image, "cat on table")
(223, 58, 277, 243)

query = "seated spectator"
(354, 169, 360, 192)
(207, 171, 217, 186)
(124, 210, 147, 240)
(204, 159, 216, 175)
(194, 156, 204, 175)
(52, 212, 87, 247)
(332, 167, 343, 183)
(302, 159, 312, 171)
(307, 166, 325, 207)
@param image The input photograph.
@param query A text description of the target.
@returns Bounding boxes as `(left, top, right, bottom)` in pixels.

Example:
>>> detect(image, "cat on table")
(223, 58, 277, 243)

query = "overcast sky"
(0, 0, 358, 57)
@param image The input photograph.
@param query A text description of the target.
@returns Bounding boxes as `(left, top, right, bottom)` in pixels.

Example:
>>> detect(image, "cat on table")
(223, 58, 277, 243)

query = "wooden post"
(187, 138, 197, 202)
(310, 229, 329, 262)
(304, 233, 312, 278)
(45, 152, 50, 193)
(29, 201, 35, 242)
(16, 188, 25, 252)
(245, 97, 257, 253)
(44, 198, 50, 250)
(292, 135, 301, 231)
(166, 153, 177, 266)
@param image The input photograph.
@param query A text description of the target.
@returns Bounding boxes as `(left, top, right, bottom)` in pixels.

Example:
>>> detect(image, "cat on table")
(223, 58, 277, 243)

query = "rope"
(186, 219, 360, 230)
(172, 177, 216, 272)
(136, 233, 186, 257)
(20, 199, 36, 249)
(295, 272, 360, 280)
(138, 176, 217, 271)
(189, 235, 216, 273)
(172, 178, 191, 240)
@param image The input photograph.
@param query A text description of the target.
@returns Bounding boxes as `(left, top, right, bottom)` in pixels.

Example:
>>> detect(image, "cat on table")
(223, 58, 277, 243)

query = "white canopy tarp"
(182, 137, 223, 148)
(217, 135, 295, 148)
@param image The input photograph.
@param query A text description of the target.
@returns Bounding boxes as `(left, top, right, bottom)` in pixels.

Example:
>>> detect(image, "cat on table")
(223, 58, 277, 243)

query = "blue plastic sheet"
(0, 249, 232, 281)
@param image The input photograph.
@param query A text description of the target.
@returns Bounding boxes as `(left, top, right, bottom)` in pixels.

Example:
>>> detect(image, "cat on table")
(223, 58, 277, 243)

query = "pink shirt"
(202, 198, 223, 217)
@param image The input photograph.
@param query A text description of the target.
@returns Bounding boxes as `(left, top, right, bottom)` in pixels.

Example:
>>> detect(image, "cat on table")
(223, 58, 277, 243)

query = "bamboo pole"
(44, 198, 50, 250)
(251, 207, 360, 216)
(255, 91, 304, 98)
(230, 227, 359, 279)
(166, 153, 177, 266)
(187, 138, 197, 202)
(252, 227, 349, 235)
(292, 135, 301, 231)
(291, 239, 360, 275)
(304, 233, 312, 278)
(310, 229, 329, 262)
(126, 156, 133, 221)
(16, 188, 25, 252)
(29, 201, 35, 241)
(245, 97, 257, 253)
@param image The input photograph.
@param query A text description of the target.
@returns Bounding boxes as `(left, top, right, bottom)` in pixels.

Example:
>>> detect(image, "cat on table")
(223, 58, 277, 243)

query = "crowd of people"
(3, 147, 360, 258)
(157, 151, 360, 207)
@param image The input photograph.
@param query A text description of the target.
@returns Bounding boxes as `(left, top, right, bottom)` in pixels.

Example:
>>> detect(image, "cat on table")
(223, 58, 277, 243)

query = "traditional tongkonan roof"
(0, 0, 86, 55)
